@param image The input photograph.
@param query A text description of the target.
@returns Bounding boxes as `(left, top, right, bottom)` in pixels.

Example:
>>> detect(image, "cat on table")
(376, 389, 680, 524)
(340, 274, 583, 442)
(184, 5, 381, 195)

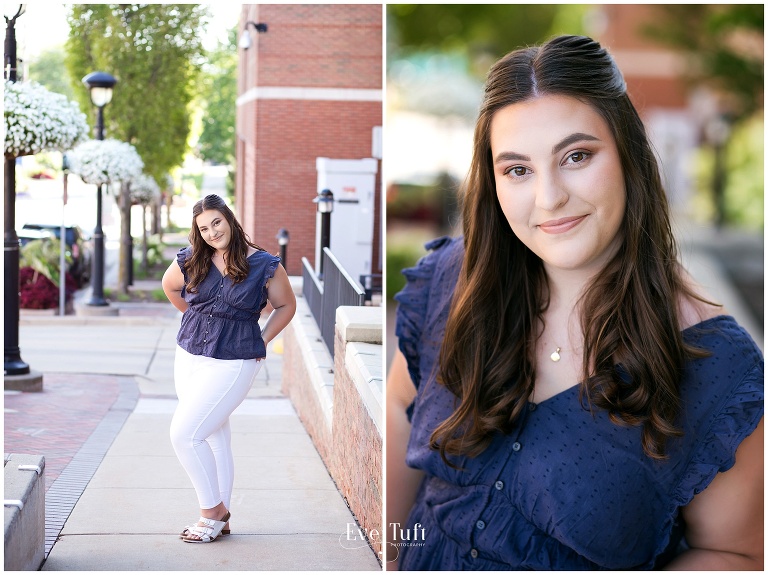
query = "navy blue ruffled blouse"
(394, 236, 763, 570)
(175, 246, 280, 360)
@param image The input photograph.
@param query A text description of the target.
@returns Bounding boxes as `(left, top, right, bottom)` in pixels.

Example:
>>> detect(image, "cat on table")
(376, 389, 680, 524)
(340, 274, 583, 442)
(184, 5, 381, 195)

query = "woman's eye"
(566, 151, 589, 164)
(506, 166, 529, 177)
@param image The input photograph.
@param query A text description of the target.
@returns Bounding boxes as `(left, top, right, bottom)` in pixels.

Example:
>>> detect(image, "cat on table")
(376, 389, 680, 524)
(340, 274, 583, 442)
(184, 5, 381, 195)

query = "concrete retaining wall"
(4, 453, 46, 571)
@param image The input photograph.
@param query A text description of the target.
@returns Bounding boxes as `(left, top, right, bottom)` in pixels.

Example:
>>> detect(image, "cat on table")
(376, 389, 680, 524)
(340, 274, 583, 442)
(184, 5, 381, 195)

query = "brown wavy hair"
(184, 194, 263, 293)
(432, 35, 713, 465)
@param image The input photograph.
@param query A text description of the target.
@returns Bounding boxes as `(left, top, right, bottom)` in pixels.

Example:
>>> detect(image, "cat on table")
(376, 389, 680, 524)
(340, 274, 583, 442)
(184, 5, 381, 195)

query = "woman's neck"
(543, 264, 596, 312)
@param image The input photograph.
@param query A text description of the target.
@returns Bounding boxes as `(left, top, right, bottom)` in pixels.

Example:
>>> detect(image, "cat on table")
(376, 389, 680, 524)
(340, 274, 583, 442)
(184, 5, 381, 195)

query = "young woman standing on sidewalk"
(162, 194, 296, 543)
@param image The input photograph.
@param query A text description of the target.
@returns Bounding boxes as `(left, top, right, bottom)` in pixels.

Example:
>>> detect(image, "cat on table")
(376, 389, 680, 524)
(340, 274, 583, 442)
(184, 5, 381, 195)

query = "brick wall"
(237, 4, 382, 276)
(595, 5, 689, 112)
(250, 4, 381, 89)
(331, 329, 383, 559)
(281, 316, 333, 465)
(282, 298, 383, 564)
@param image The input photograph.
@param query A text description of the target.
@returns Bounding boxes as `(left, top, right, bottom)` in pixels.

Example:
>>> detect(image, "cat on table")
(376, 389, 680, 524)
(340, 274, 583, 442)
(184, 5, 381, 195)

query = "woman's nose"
(534, 172, 568, 211)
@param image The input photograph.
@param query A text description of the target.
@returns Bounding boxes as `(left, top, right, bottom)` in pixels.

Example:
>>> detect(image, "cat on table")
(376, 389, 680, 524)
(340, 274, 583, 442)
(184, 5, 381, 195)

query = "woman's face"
(490, 94, 626, 276)
(195, 209, 232, 252)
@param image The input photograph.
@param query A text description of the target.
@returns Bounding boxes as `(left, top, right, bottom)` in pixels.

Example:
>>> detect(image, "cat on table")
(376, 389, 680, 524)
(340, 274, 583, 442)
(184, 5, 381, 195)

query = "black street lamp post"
(313, 189, 334, 278)
(4, 4, 28, 376)
(82, 71, 117, 307)
(276, 228, 289, 271)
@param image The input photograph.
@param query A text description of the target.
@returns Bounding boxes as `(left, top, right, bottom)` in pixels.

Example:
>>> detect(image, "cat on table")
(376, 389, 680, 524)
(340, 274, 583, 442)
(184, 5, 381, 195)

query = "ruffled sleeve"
(393, 236, 459, 392)
(264, 253, 280, 283)
(261, 252, 281, 304)
(176, 246, 191, 291)
(672, 353, 764, 508)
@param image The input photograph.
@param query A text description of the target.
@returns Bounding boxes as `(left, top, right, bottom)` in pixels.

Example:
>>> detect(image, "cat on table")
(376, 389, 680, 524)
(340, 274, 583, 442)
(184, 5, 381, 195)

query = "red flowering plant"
(19, 267, 77, 309)
(19, 238, 77, 309)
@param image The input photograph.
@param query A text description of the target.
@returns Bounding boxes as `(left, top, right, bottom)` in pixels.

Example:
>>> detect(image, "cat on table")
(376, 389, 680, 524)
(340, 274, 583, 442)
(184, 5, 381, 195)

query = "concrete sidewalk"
(10, 303, 380, 570)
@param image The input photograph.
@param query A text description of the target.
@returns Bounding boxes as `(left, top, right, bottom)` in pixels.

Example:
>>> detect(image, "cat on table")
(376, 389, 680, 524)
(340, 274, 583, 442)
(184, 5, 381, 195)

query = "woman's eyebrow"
(494, 133, 601, 165)
(552, 132, 600, 154)
(494, 151, 530, 164)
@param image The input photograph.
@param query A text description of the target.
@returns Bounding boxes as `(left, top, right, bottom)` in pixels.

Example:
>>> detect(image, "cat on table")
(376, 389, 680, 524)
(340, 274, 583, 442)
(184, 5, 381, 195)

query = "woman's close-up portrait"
(385, 4, 763, 570)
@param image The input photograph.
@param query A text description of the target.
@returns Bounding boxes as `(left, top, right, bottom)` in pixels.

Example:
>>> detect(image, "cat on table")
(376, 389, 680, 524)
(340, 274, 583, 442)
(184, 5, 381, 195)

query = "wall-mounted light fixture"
(239, 21, 268, 50)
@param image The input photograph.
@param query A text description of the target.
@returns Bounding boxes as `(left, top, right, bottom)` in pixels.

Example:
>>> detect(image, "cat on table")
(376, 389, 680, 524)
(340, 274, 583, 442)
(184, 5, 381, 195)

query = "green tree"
(197, 27, 237, 166)
(388, 4, 588, 76)
(643, 4, 763, 227)
(28, 47, 77, 102)
(65, 4, 209, 293)
(65, 4, 208, 181)
(643, 4, 763, 122)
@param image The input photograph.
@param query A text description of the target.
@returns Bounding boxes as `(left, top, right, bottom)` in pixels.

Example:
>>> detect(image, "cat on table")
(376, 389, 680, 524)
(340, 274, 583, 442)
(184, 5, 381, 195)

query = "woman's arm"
(162, 259, 188, 313)
(261, 264, 296, 345)
(386, 349, 425, 569)
(665, 417, 763, 570)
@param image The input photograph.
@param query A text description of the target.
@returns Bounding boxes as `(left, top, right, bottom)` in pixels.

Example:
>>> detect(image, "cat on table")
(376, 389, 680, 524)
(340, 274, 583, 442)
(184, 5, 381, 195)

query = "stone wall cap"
(336, 306, 382, 344)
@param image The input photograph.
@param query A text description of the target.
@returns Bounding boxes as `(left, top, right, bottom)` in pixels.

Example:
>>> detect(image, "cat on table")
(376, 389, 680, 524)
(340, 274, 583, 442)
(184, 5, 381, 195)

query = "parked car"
(20, 224, 93, 287)
(18, 228, 54, 246)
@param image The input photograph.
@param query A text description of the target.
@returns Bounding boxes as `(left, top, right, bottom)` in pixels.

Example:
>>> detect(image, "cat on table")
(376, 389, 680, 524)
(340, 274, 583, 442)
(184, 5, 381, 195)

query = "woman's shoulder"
(683, 314, 762, 360)
(425, 235, 464, 260)
(678, 293, 723, 331)
(395, 236, 463, 308)
(394, 236, 463, 393)
(176, 245, 193, 263)
(245, 247, 280, 282)
(246, 247, 279, 262)
(674, 314, 763, 513)
(405, 235, 464, 278)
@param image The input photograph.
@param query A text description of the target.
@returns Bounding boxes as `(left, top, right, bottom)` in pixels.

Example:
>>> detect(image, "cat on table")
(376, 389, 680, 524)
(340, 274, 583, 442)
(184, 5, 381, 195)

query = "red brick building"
(589, 5, 707, 210)
(236, 4, 383, 276)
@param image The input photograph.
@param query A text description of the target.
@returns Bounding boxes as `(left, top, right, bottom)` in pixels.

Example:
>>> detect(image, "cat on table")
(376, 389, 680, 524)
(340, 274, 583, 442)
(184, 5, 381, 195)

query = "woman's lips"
(538, 215, 587, 234)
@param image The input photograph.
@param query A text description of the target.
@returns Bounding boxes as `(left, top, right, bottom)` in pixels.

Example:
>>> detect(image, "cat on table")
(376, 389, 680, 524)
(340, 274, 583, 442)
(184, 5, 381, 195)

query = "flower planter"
(20, 308, 57, 316)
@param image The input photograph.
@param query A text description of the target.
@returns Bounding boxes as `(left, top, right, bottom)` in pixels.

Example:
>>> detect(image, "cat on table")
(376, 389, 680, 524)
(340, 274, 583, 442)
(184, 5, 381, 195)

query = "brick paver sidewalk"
(4, 373, 133, 490)
(5, 372, 140, 556)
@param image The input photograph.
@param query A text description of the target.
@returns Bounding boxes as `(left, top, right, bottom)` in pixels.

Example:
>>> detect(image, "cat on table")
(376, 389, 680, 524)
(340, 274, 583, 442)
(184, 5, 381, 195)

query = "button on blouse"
(175, 246, 280, 360)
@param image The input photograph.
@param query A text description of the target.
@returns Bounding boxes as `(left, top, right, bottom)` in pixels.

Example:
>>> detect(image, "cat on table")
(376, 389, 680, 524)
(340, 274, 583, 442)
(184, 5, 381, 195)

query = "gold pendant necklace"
(550, 347, 561, 362)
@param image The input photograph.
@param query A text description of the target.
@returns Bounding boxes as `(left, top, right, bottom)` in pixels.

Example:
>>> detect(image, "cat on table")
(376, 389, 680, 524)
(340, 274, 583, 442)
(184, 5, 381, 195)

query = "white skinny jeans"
(170, 345, 262, 509)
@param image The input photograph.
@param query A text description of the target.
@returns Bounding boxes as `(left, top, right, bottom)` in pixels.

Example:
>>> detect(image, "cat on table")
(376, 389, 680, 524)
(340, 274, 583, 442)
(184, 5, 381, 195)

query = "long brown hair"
(184, 194, 263, 293)
(432, 35, 713, 464)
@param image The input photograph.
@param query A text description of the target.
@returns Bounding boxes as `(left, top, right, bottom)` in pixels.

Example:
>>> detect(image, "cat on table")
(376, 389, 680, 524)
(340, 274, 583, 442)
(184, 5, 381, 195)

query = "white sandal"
(182, 511, 231, 543)
(179, 524, 230, 538)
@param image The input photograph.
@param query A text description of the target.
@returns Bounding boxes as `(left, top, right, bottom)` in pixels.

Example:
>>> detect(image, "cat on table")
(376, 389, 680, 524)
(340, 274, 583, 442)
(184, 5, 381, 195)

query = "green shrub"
(20, 238, 71, 287)
(146, 234, 165, 267)
(152, 288, 168, 302)
(691, 114, 764, 230)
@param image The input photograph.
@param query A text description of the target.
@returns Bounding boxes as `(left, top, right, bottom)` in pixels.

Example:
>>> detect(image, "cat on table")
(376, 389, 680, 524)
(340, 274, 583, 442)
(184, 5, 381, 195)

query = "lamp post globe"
(276, 228, 289, 270)
(313, 189, 334, 277)
(82, 71, 117, 307)
(314, 188, 334, 214)
(82, 71, 116, 140)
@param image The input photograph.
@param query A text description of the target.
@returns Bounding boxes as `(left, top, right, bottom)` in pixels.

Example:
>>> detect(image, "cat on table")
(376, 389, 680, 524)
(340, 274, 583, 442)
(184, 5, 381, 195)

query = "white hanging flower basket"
(68, 138, 144, 186)
(130, 173, 160, 205)
(4, 80, 89, 159)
